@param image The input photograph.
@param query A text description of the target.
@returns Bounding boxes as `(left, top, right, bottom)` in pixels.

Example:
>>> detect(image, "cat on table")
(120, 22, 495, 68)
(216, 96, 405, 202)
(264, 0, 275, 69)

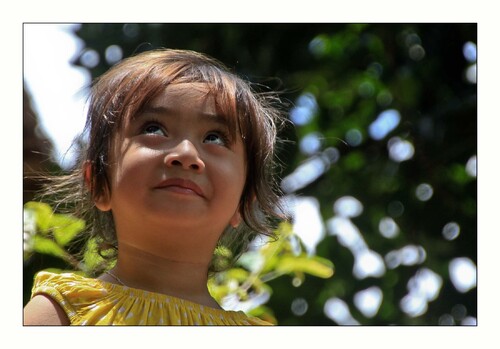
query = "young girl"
(23, 48, 285, 325)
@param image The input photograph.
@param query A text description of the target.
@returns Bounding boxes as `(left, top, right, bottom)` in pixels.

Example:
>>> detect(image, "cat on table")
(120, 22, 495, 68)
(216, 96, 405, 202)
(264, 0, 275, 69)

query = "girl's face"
(95, 83, 247, 255)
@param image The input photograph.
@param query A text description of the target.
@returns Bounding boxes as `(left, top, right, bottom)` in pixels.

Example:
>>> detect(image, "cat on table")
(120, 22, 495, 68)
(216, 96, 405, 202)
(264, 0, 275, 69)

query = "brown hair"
(42, 48, 286, 274)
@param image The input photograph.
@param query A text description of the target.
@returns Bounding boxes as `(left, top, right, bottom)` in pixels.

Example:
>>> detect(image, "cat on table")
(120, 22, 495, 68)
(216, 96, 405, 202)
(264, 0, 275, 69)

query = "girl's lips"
(155, 178, 205, 198)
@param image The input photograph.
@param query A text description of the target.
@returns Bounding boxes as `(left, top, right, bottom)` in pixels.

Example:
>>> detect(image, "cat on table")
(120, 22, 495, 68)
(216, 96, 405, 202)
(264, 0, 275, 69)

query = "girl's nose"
(164, 140, 205, 172)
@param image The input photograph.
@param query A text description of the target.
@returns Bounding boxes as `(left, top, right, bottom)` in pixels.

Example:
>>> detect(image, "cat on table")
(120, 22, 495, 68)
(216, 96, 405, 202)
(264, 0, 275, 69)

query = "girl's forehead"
(152, 83, 214, 105)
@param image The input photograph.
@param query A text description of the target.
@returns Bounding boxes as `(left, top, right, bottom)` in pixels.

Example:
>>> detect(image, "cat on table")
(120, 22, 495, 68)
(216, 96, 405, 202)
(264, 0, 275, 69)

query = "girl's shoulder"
(26, 271, 109, 325)
(24, 271, 96, 325)
(23, 293, 71, 325)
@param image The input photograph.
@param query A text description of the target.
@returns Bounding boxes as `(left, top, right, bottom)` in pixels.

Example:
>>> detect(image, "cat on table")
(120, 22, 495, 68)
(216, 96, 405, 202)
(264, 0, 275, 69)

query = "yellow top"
(30, 271, 272, 326)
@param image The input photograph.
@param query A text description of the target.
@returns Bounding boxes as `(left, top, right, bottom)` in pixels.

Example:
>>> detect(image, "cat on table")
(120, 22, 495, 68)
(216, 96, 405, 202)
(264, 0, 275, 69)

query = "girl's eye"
(204, 132, 228, 146)
(141, 122, 167, 136)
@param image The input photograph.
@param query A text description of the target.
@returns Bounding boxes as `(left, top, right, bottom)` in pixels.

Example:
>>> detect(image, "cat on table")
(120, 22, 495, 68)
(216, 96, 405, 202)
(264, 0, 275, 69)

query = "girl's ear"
(83, 160, 93, 190)
(83, 161, 112, 212)
(229, 210, 242, 228)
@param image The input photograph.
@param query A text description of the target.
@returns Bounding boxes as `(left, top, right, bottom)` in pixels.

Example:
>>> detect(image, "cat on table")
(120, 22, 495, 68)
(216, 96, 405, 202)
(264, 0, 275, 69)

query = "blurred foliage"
(24, 201, 85, 265)
(23, 23, 476, 325)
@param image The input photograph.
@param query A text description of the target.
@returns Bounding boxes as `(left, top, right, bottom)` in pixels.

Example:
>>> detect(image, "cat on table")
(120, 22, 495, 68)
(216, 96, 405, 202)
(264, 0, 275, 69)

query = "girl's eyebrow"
(136, 105, 230, 128)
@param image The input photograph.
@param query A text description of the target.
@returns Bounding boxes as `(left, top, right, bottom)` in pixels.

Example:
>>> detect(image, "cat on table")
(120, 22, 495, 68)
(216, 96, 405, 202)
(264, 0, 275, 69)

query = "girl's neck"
(103, 242, 221, 309)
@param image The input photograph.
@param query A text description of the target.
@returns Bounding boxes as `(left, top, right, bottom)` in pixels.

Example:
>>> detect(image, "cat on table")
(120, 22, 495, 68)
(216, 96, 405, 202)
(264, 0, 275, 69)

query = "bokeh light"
(122, 23, 140, 38)
(368, 109, 401, 140)
(358, 81, 375, 98)
(289, 93, 318, 126)
(442, 222, 461, 241)
(378, 216, 400, 238)
(409, 44, 426, 61)
(291, 298, 309, 316)
(387, 200, 405, 217)
(400, 268, 443, 317)
(308, 35, 327, 57)
(285, 196, 325, 255)
(328, 211, 385, 279)
(281, 157, 326, 193)
(333, 196, 363, 218)
(461, 316, 477, 325)
(376, 90, 393, 107)
(345, 128, 363, 146)
(466, 155, 477, 177)
(388, 137, 415, 162)
(463, 41, 477, 63)
(385, 245, 426, 269)
(438, 313, 455, 325)
(281, 148, 338, 193)
(415, 183, 434, 201)
(404, 32, 421, 47)
(324, 297, 360, 325)
(353, 286, 383, 318)
(463, 40, 477, 85)
(465, 64, 477, 84)
(449, 257, 477, 293)
(299, 132, 322, 155)
(328, 216, 365, 251)
(353, 249, 385, 279)
(105, 44, 123, 65)
(80, 48, 100, 68)
(451, 304, 467, 322)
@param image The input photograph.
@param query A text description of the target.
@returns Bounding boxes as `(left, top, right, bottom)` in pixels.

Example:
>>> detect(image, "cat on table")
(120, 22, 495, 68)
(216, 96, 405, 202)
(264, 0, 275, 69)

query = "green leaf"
(24, 201, 54, 234)
(207, 281, 230, 302)
(82, 238, 108, 272)
(33, 235, 68, 259)
(276, 255, 334, 279)
(52, 214, 85, 246)
(225, 268, 250, 282)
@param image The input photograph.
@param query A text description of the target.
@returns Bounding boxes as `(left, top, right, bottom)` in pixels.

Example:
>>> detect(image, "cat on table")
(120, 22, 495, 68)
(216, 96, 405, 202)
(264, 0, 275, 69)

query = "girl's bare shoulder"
(23, 294, 70, 325)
